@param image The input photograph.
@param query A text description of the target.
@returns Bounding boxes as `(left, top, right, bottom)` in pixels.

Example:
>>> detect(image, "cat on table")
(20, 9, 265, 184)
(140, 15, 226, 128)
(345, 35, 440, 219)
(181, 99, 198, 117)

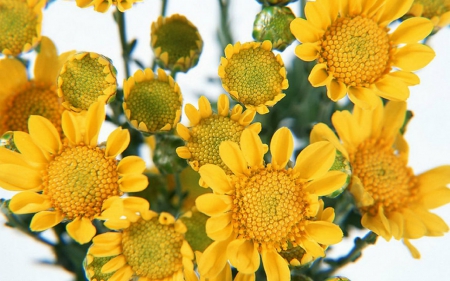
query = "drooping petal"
(374, 75, 410, 101)
(13, 131, 48, 163)
(393, 44, 435, 72)
(361, 208, 391, 241)
(0, 59, 27, 98)
(327, 79, 348, 101)
(390, 17, 433, 45)
(109, 266, 134, 281)
(101, 255, 127, 273)
(304, 171, 348, 196)
(85, 101, 106, 147)
(388, 211, 404, 240)
(240, 128, 264, 168)
(105, 127, 130, 158)
(206, 213, 233, 241)
(332, 110, 364, 151)
(299, 237, 325, 257)
(235, 272, 255, 281)
(117, 155, 146, 175)
(196, 194, 233, 216)
(310, 123, 349, 160)
(198, 164, 233, 194)
(402, 208, 427, 239)
(30, 211, 64, 232)
(0, 164, 42, 191)
(308, 63, 333, 87)
(9, 191, 51, 214)
(270, 127, 293, 170)
(413, 207, 449, 236)
(261, 248, 290, 281)
(198, 237, 233, 279)
(382, 101, 407, 144)
(290, 17, 324, 43)
(227, 239, 260, 274)
(294, 43, 320, 61)
(34, 36, 60, 84)
(119, 174, 148, 192)
(403, 239, 421, 259)
(28, 115, 62, 154)
(347, 86, 381, 110)
(66, 217, 97, 244)
(219, 141, 249, 176)
(305, 221, 343, 245)
(293, 141, 336, 180)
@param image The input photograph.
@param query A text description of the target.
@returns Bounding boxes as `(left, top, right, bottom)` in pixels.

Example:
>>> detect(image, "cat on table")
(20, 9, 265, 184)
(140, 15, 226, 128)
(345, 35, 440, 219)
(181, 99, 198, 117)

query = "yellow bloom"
(176, 94, 261, 173)
(218, 41, 288, 114)
(290, 0, 435, 109)
(123, 68, 182, 134)
(196, 127, 346, 280)
(0, 101, 148, 244)
(151, 14, 203, 73)
(57, 52, 117, 112)
(75, 0, 141, 13)
(0, 0, 45, 56)
(0, 37, 72, 135)
(407, 0, 450, 30)
(310, 98, 450, 258)
(89, 208, 198, 281)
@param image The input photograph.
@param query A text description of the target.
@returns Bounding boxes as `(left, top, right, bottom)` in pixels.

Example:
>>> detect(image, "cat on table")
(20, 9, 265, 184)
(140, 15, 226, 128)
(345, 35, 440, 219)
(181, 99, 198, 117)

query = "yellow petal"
(388, 211, 404, 240)
(227, 239, 260, 274)
(270, 127, 293, 170)
(101, 255, 127, 273)
(198, 164, 232, 194)
(206, 213, 233, 241)
(109, 266, 134, 281)
(0, 59, 27, 98)
(198, 237, 233, 279)
(305, 221, 343, 245)
(390, 17, 433, 45)
(219, 141, 249, 176)
(393, 43, 435, 72)
(0, 164, 42, 191)
(293, 141, 336, 180)
(13, 131, 48, 163)
(310, 123, 349, 160)
(34, 36, 60, 84)
(421, 187, 450, 209)
(403, 239, 421, 259)
(261, 247, 290, 281)
(332, 110, 364, 150)
(348, 176, 374, 207)
(361, 208, 391, 241)
(388, 71, 420, 86)
(106, 127, 130, 158)
(382, 101, 407, 143)
(305, 0, 331, 30)
(347, 86, 381, 110)
(234, 272, 255, 281)
(92, 232, 122, 246)
(402, 208, 427, 239)
(0, 147, 31, 167)
(374, 75, 410, 101)
(299, 237, 325, 257)
(198, 96, 213, 118)
(28, 115, 62, 154)
(218, 94, 230, 116)
(62, 111, 82, 145)
(327, 79, 348, 101)
(89, 244, 123, 257)
(119, 174, 148, 192)
(413, 207, 449, 236)
(417, 165, 450, 193)
(195, 194, 232, 216)
(308, 63, 333, 87)
(294, 42, 320, 61)
(85, 101, 106, 147)
(30, 211, 64, 232)
(290, 17, 323, 43)
(377, 0, 413, 26)
(304, 171, 348, 196)
(185, 103, 201, 126)
(117, 155, 146, 175)
(238, 129, 264, 168)
(176, 123, 191, 141)
(353, 97, 383, 140)
(9, 191, 51, 214)
(66, 217, 96, 244)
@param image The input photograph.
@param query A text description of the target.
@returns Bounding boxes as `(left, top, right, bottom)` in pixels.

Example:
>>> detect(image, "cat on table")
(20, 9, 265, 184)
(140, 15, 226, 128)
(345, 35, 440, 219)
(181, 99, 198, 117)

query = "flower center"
(43, 145, 121, 220)
(319, 15, 393, 87)
(121, 217, 184, 279)
(416, 0, 450, 18)
(187, 115, 244, 172)
(222, 47, 284, 106)
(231, 165, 309, 250)
(350, 139, 419, 215)
(1, 81, 63, 135)
(126, 80, 181, 132)
(0, 0, 39, 55)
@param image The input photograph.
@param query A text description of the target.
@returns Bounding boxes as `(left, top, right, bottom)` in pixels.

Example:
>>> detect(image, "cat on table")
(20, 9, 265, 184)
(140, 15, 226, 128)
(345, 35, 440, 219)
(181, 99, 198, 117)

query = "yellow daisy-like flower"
(75, 0, 141, 13)
(195, 127, 347, 280)
(176, 94, 261, 173)
(89, 207, 198, 281)
(57, 51, 117, 112)
(0, 101, 148, 244)
(218, 41, 288, 114)
(123, 68, 182, 134)
(310, 98, 450, 258)
(151, 14, 203, 73)
(0, 0, 45, 56)
(290, 0, 436, 110)
(407, 0, 450, 30)
(0, 36, 73, 135)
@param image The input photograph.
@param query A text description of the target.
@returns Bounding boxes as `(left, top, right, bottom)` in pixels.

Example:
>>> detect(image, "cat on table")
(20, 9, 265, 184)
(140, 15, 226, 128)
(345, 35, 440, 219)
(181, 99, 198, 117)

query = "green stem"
(161, 0, 168, 17)
(174, 172, 184, 213)
(218, 0, 233, 49)
(115, 9, 131, 79)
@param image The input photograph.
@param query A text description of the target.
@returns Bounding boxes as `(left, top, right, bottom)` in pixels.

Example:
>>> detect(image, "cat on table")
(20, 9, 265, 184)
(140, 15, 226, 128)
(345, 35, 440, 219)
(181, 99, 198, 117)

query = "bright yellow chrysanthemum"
(195, 127, 347, 280)
(218, 41, 288, 114)
(407, 0, 450, 30)
(176, 94, 261, 173)
(57, 52, 117, 112)
(123, 68, 182, 134)
(75, 0, 141, 13)
(0, 101, 148, 244)
(310, 98, 450, 258)
(0, 0, 45, 56)
(151, 14, 203, 73)
(89, 204, 198, 281)
(0, 36, 73, 136)
(290, 0, 435, 110)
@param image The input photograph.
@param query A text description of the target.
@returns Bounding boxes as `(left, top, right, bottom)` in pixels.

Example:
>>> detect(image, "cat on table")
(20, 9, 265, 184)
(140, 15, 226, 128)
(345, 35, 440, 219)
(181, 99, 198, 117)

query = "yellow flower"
(176, 94, 261, 173)
(0, 36, 73, 135)
(218, 41, 288, 114)
(0, 101, 148, 244)
(290, 0, 435, 110)
(151, 14, 203, 73)
(0, 0, 45, 56)
(89, 207, 198, 281)
(310, 98, 450, 258)
(407, 0, 450, 30)
(195, 127, 346, 280)
(57, 52, 117, 112)
(123, 68, 182, 134)
(75, 0, 141, 13)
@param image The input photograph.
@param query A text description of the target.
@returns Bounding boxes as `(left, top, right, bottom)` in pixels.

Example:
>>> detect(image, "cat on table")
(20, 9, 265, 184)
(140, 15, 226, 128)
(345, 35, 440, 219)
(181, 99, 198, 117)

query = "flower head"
(218, 41, 288, 114)
(89, 208, 197, 281)
(176, 94, 261, 173)
(0, 101, 148, 244)
(0, 36, 72, 135)
(151, 14, 203, 73)
(406, 0, 450, 30)
(310, 99, 450, 258)
(123, 68, 182, 134)
(196, 127, 346, 280)
(290, 0, 436, 109)
(57, 52, 117, 112)
(0, 0, 45, 56)
(75, 0, 141, 13)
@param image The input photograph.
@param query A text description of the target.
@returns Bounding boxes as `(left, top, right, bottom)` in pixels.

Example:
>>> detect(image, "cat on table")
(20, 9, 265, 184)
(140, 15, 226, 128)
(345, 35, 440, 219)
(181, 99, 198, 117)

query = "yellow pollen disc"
(1, 81, 63, 134)
(351, 139, 419, 215)
(187, 115, 244, 172)
(319, 15, 393, 87)
(416, 0, 450, 18)
(222, 47, 284, 106)
(43, 145, 121, 220)
(0, 0, 40, 56)
(121, 217, 184, 279)
(231, 165, 309, 250)
(126, 80, 181, 132)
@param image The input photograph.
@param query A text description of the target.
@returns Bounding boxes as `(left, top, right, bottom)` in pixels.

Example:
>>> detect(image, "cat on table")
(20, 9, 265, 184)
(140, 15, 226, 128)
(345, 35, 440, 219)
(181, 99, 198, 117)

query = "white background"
(1, 0, 450, 280)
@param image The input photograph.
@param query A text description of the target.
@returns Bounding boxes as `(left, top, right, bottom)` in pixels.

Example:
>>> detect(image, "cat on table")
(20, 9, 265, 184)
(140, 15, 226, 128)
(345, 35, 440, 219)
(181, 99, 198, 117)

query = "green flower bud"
(0, 131, 18, 152)
(179, 208, 213, 252)
(256, 0, 298, 6)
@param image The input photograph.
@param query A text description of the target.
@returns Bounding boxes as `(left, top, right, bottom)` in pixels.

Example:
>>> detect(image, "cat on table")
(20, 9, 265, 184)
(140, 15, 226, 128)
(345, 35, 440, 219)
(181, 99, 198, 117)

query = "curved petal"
(85, 101, 106, 147)
(0, 164, 42, 191)
(413, 207, 448, 236)
(34, 36, 60, 84)
(403, 239, 421, 259)
(310, 123, 349, 160)
(382, 101, 407, 144)
(402, 208, 427, 239)
(105, 127, 130, 158)
(393, 44, 435, 72)
(66, 217, 96, 244)
(198, 237, 233, 279)
(304, 170, 348, 196)
(347, 86, 381, 110)
(294, 42, 320, 61)
(9, 191, 51, 214)
(332, 110, 364, 150)
(227, 239, 260, 274)
(308, 63, 333, 87)
(206, 213, 233, 241)
(361, 208, 391, 241)
(299, 237, 325, 257)
(185, 103, 201, 126)
(240, 128, 264, 168)
(293, 141, 336, 180)
(353, 97, 383, 140)
(290, 17, 324, 43)
(195, 194, 233, 216)
(261, 247, 290, 281)
(198, 164, 232, 194)
(327, 79, 348, 101)
(0, 58, 27, 98)
(30, 211, 64, 232)
(387, 71, 419, 86)
(101, 255, 127, 273)
(92, 232, 123, 247)
(117, 155, 146, 175)
(219, 141, 249, 176)
(198, 96, 213, 118)
(374, 75, 410, 101)
(305, 0, 331, 30)
(421, 187, 450, 209)
(377, 0, 413, 26)
(235, 272, 255, 281)
(62, 111, 82, 145)
(109, 265, 134, 281)
(270, 127, 293, 170)
(13, 131, 48, 163)
(417, 165, 450, 193)
(119, 174, 148, 192)
(388, 211, 404, 240)
(217, 94, 230, 116)
(390, 17, 433, 45)
(28, 115, 62, 154)
(305, 221, 343, 245)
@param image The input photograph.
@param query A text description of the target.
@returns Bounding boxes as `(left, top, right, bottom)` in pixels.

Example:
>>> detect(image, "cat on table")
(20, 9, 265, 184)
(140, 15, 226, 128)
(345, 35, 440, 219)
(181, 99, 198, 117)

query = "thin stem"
(115, 9, 131, 79)
(174, 172, 184, 213)
(218, 0, 233, 50)
(161, 0, 168, 17)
